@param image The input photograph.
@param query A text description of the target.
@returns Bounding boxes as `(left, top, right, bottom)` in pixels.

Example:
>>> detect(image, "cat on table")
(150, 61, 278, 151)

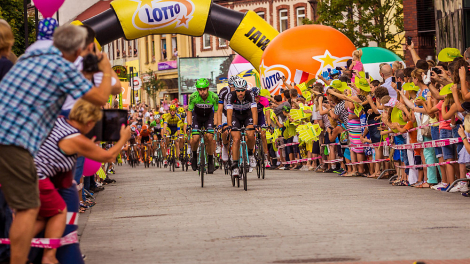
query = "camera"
(432, 67, 442, 75)
(335, 67, 343, 71)
(82, 53, 102, 73)
(365, 72, 370, 79)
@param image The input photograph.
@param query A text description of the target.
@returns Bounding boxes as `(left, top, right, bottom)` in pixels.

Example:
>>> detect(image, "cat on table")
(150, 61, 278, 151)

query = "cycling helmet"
(137, 125, 142, 130)
(233, 78, 248, 90)
(228, 75, 238, 85)
(251, 87, 260, 97)
(169, 104, 177, 111)
(195, 78, 210, 89)
(130, 126, 136, 132)
(178, 107, 185, 114)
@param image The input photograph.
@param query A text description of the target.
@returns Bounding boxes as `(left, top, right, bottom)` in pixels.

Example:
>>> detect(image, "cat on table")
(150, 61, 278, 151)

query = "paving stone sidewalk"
(78, 164, 470, 264)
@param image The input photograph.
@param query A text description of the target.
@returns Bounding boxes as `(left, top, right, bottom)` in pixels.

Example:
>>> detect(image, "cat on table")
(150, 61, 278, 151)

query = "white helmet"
(233, 78, 248, 90)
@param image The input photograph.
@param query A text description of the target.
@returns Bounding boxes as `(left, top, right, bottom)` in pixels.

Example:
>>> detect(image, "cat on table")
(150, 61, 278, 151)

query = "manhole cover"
(272, 257, 360, 263)
(115, 214, 167, 219)
(229, 235, 267, 239)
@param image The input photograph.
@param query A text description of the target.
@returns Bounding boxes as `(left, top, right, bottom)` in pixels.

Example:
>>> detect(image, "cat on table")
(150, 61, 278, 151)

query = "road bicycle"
(142, 142, 150, 168)
(166, 134, 178, 172)
(180, 134, 190, 172)
(192, 129, 208, 188)
(254, 127, 267, 179)
(230, 127, 253, 191)
(129, 144, 138, 168)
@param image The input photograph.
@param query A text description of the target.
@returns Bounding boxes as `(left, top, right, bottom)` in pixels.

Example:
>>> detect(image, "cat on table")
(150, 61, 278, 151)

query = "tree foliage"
(143, 70, 166, 108)
(314, 0, 404, 53)
(0, 0, 36, 56)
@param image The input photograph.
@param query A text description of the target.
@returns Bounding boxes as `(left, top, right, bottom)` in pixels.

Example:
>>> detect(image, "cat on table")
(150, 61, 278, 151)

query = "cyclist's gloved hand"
(186, 125, 192, 133)
(226, 126, 232, 132)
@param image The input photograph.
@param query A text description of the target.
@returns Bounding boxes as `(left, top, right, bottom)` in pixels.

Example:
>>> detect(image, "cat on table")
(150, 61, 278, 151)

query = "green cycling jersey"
(188, 91, 219, 113)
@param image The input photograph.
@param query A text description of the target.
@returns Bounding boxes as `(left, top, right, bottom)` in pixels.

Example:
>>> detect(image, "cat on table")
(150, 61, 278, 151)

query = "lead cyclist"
(187, 78, 219, 174)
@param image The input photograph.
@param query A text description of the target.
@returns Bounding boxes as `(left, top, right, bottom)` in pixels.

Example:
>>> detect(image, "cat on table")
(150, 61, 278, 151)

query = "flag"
(297, 82, 308, 92)
(294, 69, 314, 84)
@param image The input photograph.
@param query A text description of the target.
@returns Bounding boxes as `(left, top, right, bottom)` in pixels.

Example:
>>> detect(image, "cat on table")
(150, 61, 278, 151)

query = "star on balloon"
(176, 15, 190, 28)
(312, 50, 352, 76)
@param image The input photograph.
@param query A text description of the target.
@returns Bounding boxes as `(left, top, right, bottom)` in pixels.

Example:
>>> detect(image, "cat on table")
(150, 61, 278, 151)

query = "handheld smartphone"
(397, 82, 402, 91)
(86, 110, 128, 142)
(365, 72, 370, 79)
(432, 67, 442, 75)
(347, 78, 351, 84)
(335, 66, 342, 71)
(407, 36, 412, 45)
(391, 76, 396, 83)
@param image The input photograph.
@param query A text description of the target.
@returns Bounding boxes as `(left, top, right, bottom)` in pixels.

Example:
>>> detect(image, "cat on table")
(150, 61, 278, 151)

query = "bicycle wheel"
(199, 143, 205, 188)
(242, 143, 248, 191)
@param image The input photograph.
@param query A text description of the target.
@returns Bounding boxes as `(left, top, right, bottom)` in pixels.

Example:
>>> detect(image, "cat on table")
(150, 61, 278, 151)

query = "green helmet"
(195, 78, 210, 89)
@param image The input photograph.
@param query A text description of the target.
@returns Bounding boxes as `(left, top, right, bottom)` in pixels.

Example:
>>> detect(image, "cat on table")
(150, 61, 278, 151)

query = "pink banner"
(345, 122, 383, 132)
(346, 158, 390, 166)
(390, 119, 450, 136)
(283, 156, 322, 165)
(0, 231, 78, 249)
(397, 160, 458, 169)
(391, 137, 463, 150)
(278, 142, 300, 149)
(341, 141, 390, 149)
(323, 158, 343, 164)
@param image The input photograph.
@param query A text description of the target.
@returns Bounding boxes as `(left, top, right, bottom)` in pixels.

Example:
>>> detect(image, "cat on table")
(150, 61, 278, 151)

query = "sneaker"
(176, 160, 180, 168)
(249, 167, 253, 173)
(249, 155, 256, 168)
(449, 182, 468, 192)
(233, 167, 240, 177)
(216, 144, 221, 154)
(431, 182, 444, 190)
(222, 145, 229, 162)
(164, 160, 168, 165)
(437, 184, 450, 191)
(333, 168, 345, 174)
(265, 161, 271, 168)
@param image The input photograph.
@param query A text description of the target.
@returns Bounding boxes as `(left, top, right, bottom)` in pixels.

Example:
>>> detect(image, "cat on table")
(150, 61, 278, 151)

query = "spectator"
(173, 48, 178, 57)
(380, 64, 396, 99)
(162, 48, 167, 59)
(0, 20, 14, 81)
(0, 24, 113, 264)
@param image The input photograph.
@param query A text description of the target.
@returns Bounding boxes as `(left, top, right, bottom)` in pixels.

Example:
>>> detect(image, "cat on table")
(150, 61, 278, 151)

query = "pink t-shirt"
(436, 100, 452, 130)
(351, 61, 364, 82)
(259, 96, 269, 108)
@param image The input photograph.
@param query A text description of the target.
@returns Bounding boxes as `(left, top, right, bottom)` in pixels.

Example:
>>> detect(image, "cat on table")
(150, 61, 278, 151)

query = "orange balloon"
(260, 25, 356, 95)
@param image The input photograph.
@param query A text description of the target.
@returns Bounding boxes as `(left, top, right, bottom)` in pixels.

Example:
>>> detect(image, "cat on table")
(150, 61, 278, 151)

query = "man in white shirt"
(380, 64, 397, 99)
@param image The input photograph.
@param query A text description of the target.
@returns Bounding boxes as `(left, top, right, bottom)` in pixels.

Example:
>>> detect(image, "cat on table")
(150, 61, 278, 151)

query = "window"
(121, 39, 126, 57)
(161, 35, 167, 59)
(172, 36, 178, 57)
(296, 7, 305, 26)
(203, 34, 211, 49)
(133, 40, 138, 56)
(279, 9, 288, 32)
(219, 38, 227, 47)
(145, 37, 149, 64)
(257, 11, 265, 20)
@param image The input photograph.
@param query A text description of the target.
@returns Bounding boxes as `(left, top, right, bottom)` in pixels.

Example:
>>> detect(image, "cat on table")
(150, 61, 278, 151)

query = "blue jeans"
(440, 129, 455, 160)
(74, 156, 85, 184)
(367, 119, 381, 143)
(431, 126, 442, 157)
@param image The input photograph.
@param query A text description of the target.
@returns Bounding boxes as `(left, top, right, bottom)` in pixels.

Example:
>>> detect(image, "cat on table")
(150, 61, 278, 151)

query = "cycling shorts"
(192, 111, 214, 134)
(231, 111, 253, 129)
(258, 112, 266, 126)
(141, 136, 150, 144)
(166, 126, 179, 136)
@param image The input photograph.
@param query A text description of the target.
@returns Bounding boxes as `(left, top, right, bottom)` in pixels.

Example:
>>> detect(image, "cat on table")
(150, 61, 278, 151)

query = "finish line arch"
(79, 0, 279, 71)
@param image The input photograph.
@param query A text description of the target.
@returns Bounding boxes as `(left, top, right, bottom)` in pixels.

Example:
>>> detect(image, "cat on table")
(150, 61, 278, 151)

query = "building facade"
(193, 0, 317, 57)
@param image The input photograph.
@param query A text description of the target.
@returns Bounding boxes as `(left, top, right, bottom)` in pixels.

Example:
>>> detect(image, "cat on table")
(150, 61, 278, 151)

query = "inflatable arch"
(80, 0, 280, 71)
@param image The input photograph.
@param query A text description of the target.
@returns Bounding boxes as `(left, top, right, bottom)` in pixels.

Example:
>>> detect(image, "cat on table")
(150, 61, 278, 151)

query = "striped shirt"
(34, 118, 80, 180)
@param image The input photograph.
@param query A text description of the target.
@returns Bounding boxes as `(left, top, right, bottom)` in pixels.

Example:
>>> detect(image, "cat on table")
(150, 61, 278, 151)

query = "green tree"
(143, 70, 166, 108)
(313, 0, 404, 55)
(0, 0, 36, 56)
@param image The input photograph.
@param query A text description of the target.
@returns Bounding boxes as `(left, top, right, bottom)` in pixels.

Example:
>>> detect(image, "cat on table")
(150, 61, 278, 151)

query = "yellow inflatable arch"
(80, 0, 279, 71)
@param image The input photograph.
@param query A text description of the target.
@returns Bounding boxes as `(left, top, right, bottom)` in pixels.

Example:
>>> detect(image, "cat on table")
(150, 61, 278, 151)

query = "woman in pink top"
(350, 49, 364, 82)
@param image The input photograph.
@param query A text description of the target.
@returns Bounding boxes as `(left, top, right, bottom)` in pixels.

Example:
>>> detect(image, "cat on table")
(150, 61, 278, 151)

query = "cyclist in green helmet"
(187, 78, 219, 173)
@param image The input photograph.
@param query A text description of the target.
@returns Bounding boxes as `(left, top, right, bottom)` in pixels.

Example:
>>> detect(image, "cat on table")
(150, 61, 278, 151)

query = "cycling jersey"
(163, 113, 182, 127)
(140, 125, 150, 137)
(226, 90, 257, 114)
(218, 86, 230, 116)
(188, 91, 219, 116)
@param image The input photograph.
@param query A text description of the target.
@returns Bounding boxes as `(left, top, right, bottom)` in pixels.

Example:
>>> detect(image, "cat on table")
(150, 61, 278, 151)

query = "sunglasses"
(236, 89, 246, 92)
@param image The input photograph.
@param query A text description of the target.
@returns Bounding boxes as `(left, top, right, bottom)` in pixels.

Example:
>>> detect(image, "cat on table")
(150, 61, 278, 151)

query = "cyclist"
(162, 104, 182, 168)
(178, 107, 189, 165)
(187, 78, 219, 173)
(127, 125, 140, 163)
(252, 87, 271, 167)
(217, 75, 239, 163)
(226, 78, 258, 178)
(140, 123, 152, 163)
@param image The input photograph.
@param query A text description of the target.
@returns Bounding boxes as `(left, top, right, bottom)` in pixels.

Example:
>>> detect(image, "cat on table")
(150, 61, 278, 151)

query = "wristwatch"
(462, 136, 467, 141)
